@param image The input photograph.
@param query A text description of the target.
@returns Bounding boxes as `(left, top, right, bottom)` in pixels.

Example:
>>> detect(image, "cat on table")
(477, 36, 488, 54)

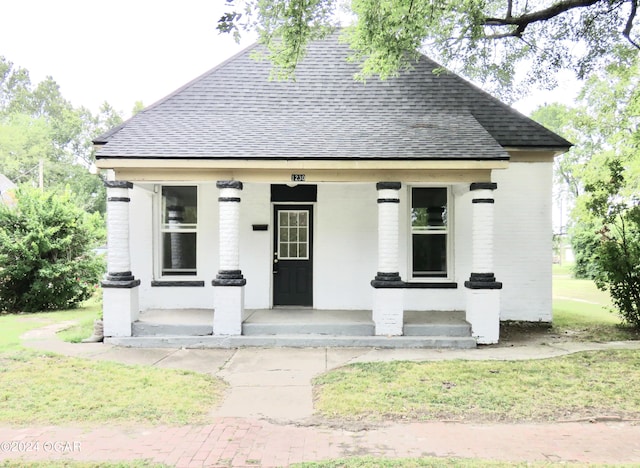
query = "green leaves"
(0, 56, 123, 215)
(218, 0, 639, 96)
(0, 187, 105, 312)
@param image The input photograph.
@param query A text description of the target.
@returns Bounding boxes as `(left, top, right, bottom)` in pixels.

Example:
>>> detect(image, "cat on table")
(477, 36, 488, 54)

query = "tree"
(218, 0, 639, 96)
(0, 57, 124, 214)
(0, 187, 105, 312)
(533, 52, 639, 323)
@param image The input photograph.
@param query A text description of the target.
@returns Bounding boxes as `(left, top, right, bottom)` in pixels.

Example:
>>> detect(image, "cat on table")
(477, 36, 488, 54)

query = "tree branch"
(623, 0, 640, 49)
(484, 0, 602, 32)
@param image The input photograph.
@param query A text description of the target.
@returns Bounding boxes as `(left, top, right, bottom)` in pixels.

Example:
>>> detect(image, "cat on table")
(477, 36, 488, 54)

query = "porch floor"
(117, 308, 476, 349)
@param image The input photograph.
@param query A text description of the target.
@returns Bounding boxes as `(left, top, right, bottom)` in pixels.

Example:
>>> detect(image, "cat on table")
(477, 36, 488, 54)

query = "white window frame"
(408, 185, 453, 281)
(154, 184, 200, 279)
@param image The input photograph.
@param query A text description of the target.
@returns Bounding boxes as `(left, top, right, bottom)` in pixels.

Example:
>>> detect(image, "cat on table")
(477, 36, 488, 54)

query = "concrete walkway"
(2, 323, 640, 466)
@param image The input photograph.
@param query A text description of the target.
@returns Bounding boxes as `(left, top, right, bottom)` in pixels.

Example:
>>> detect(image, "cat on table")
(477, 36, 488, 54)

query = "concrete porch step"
(132, 322, 213, 337)
(242, 322, 375, 336)
(403, 322, 471, 337)
(107, 334, 477, 349)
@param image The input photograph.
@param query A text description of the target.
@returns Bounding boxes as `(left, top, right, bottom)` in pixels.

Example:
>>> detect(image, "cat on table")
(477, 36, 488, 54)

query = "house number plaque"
(291, 174, 306, 182)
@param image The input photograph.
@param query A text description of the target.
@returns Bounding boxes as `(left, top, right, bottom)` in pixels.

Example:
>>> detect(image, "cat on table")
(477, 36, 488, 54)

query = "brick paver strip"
(1, 417, 640, 467)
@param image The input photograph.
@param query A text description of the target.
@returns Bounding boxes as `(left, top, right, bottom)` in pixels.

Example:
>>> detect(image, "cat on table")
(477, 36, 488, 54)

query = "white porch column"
(102, 181, 140, 338)
(213, 180, 246, 335)
(465, 182, 502, 344)
(371, 182, 404, 336)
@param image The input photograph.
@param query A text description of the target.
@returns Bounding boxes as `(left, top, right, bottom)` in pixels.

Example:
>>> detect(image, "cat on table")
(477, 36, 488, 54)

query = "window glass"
(411, 187, 448, 278)
(412, 234, 447, 277)
(161, 186, 197, 276)
(278, 210, 309, 260)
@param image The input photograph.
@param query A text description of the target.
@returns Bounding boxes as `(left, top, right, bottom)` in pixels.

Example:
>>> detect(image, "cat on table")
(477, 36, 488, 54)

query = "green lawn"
(0, 299, 100, 353)
(551, 264, 639, 340)
(293, 458, 594, 468)
(312, 265, 640, 423)
(313, 349, 640, 422)
(0, 300, 227, 426)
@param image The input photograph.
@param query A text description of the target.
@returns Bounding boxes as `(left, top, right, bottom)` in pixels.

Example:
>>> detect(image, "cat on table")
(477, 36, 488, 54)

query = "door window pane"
(278, 210, 310, 260)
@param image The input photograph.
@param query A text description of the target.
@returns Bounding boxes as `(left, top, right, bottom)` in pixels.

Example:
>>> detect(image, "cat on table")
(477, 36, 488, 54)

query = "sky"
(1, 0, 580, 118)
(1, 0, 256, 116)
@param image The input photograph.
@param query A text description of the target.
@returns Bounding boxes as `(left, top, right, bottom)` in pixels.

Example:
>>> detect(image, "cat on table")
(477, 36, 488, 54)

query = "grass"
(550, 264, 639, 341)
(0, 353, 224, 425)
(0, 300, 100, 353)
(313, 268, 640, 423)
(313, 349, 640, 422)
(0, 299, 227, 426)
(292, 458, 605, 467)
(55, 296, 102, 343)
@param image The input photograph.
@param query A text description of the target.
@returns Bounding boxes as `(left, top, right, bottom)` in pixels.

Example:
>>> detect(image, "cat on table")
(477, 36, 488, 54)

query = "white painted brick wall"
(494, 162, 553, 322)
(314, 183, 377, 310)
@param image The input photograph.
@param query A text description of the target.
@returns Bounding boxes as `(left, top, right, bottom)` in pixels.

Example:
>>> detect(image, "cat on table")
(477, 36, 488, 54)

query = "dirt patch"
(496, 321, 563, 346)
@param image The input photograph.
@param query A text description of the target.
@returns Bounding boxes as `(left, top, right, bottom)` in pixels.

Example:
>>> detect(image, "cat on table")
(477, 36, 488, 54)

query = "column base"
(212, 270, 246, 286)
(465, 288, 500, 344)
(464, 272, 502, 289)
(102, 285, 140, 337)
(213, 285, 245, 335)
(372, 288, 404, 336)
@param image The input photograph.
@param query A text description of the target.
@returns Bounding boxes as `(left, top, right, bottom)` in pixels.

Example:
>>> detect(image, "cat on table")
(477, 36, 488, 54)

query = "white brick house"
(94, 33, 570, 347)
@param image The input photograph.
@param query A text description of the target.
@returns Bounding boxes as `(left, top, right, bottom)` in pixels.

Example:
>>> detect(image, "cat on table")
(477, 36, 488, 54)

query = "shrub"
(574, 158, 640, 328)
(591, 206, 640, 327)
(0, 187, 105, 312)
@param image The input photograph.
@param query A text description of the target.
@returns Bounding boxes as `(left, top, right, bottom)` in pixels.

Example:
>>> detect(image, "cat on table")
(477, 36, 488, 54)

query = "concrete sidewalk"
(3, 323, 640, 466)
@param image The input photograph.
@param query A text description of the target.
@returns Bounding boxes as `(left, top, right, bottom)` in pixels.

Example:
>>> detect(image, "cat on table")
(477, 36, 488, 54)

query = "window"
(411, 187, 449, 278)
(278, 210, 309, 259)
(160, 186, 197, 276)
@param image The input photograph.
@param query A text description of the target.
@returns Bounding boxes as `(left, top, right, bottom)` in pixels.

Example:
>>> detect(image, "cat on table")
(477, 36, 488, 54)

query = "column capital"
(216, 180, 243, 190)
(376, 182, 401, 191)
(104, 180, 133, 189)
(470, 182, 497, 191)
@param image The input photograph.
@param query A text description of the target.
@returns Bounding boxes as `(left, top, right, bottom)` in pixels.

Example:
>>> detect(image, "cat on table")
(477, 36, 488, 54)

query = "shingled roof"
(95, 32, 571, 161)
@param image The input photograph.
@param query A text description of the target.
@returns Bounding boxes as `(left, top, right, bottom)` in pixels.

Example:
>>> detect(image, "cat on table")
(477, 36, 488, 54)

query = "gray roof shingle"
(95, 33, 571, 160)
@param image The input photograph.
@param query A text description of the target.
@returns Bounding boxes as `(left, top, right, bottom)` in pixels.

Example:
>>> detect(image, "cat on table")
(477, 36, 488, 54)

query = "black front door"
(273, 204, 313, 306)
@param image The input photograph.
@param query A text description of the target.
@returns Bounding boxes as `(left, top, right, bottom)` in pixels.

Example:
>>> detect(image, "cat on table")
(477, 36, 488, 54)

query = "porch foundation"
(213, 286, 245, 335)
(372, 288, 404, 336)
(465, 289, 500, 344)
(103, 285, 140, 337)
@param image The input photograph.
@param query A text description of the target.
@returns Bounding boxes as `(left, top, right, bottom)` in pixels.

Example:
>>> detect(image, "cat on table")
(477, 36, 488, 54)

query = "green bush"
(574, 158, 640, 328)
(591, 206, 640, 327)
(570, 221, 601, 279)
(0, 187, 105, 312)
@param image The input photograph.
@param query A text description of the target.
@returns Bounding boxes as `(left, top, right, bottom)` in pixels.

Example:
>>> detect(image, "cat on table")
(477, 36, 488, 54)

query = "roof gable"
(95, 33, 571, 160)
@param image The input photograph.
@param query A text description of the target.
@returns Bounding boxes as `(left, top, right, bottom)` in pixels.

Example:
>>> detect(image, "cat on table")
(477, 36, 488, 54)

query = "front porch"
(106, 309, 476, 349)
